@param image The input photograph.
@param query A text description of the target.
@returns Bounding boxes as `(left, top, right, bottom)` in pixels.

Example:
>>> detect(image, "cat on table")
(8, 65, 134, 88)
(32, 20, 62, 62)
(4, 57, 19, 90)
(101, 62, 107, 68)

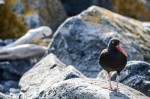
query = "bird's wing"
(101, 49, 108, 54)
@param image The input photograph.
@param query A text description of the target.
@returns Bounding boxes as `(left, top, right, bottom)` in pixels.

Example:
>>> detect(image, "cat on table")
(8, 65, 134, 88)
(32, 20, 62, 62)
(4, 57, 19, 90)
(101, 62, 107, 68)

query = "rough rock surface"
(0, 39, 14, 46)
(0, 60, 34, 94)
(0, 60, 34, 76)
(48, 6, 150, 77)
(97, 61, 150, 96)
(18, 53, 149, 99)
(0, 92, 11, 99)
(19, 53, 86, 99)
(0, 39, 39, 94)
(39, 78, 148, 99)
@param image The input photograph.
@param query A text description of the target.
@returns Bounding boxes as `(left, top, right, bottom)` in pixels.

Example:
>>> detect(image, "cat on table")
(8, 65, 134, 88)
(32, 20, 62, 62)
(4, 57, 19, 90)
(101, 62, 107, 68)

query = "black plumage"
(99, 38, 127, 91)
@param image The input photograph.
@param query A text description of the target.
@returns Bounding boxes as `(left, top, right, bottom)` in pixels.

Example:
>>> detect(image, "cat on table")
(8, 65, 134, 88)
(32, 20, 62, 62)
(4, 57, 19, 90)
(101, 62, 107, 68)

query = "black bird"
(99, 38, 127, 91)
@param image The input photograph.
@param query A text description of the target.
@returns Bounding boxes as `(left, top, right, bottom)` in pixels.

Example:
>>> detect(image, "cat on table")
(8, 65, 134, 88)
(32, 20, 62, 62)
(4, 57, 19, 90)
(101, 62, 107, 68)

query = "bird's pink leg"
(102, 72, 113, 90)
(108, 72, 112, 90)
(114, 74, 120, 92)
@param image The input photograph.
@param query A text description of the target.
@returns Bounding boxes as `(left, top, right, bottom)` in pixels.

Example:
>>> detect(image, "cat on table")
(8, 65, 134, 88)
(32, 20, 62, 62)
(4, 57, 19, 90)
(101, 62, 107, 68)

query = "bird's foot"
(113, 88, 119, 92)
(102, 86, 113, 91)
(102, 86, 119, 92)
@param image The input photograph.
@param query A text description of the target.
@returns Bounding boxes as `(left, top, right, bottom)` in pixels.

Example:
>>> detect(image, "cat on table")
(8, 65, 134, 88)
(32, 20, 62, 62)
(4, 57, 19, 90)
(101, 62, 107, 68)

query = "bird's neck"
(108, 46, 117, 52)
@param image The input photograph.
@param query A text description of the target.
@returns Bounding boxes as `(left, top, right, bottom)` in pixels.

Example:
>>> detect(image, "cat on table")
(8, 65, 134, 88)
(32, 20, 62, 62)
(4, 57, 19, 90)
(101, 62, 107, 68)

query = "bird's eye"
(112, 41, 114, 44)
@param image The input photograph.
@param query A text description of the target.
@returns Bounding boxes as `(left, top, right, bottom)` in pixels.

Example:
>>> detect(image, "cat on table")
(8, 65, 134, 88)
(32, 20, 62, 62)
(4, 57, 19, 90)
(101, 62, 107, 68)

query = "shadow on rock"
(109, 91, 130, 99)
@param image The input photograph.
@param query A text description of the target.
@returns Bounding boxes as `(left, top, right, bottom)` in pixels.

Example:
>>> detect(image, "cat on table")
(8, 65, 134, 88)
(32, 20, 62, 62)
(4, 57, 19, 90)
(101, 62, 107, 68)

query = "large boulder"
(39, 78, 148, 99)
(48, 6, 150, 77)
(97, 61, 150, 96)
(18, 53, 149, 99)
(19, 53, 86, 99)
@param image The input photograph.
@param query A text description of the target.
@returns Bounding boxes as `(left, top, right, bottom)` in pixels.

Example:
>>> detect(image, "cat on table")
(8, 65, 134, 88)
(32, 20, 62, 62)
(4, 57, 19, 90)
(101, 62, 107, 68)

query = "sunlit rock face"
(97, 61, 150, 96)
(18, 53, 149, 99)
(48, 6, 150, 77)
(19, 53, 86, 99)
(39, 78, 148, 99)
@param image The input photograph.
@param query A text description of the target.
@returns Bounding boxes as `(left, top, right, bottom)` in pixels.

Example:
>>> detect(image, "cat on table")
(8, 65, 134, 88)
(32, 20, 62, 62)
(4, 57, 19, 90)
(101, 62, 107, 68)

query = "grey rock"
(19, 53, 86, 99)
(2, 71, 20, 80)
(9, 88, 20, 94)
(3, 80, 18, 89)
(4, 39, 14, 45)
(48, 6, 150, 77)
(25, 14, 41, 28)
(143, 22, 150, 37)
(97, 61, 150, 96)
(0, 39, 5, 46)
(39, 78, 149, 99)
(0, 80, 19, 94)
(0, 39, 36, 94)
(0, 39, 14, 47)
(0, 84, 4, 92)
(0, 60, 34, 76)
(19, 53, 149, 99)
(0, 92, 11, 99)
(0, 69, 2, 80)
(0, 60, 33, 94)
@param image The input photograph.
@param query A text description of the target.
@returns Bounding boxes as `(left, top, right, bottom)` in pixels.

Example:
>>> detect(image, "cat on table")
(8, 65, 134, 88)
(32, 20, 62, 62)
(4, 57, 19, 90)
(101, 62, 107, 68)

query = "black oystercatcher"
(99, 38, 127, 92)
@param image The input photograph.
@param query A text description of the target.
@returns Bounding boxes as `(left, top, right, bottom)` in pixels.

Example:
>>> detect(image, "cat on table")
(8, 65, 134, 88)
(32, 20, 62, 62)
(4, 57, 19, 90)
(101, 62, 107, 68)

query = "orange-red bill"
(116, 45, 128, 57)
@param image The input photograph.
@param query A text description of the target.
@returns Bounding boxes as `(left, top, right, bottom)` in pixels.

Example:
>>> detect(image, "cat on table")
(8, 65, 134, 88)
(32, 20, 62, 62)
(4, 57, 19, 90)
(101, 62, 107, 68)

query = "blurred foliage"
(112, 0, 150, 21)
(0, 0, 29, 39)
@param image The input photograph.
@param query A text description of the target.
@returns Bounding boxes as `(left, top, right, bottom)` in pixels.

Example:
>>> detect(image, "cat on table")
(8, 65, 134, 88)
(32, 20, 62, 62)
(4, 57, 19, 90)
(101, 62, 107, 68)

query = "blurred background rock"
(1, 0, 150, 39)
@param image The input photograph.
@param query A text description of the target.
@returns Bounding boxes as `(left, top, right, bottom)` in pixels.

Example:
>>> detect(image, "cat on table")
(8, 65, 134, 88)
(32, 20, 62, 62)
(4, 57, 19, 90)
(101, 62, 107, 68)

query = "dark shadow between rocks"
(109, 91, 130, 99)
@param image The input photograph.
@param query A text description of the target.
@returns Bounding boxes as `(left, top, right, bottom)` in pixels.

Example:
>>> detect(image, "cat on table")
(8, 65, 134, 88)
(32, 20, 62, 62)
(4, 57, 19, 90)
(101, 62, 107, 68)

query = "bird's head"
(109, 38, 120, 47)
(108, 38, 128, 57)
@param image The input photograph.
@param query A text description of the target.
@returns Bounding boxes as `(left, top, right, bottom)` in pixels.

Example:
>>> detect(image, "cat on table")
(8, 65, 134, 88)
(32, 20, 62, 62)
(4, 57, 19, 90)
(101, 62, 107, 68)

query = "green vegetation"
(0, 0, 28, 39)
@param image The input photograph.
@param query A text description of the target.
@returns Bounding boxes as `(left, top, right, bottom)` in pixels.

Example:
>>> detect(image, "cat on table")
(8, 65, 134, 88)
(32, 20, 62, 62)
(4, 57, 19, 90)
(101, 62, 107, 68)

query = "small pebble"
(9, 88, 20, 93)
